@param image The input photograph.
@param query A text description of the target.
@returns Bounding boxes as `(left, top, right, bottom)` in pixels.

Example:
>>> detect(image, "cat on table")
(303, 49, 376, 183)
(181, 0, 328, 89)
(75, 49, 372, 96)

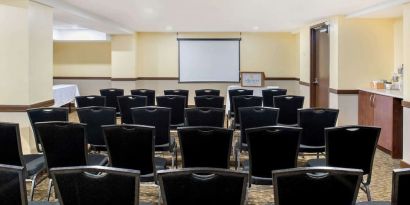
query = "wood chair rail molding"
(402, 100, 410, 108)
(0, 99, 54, 112)
(53, 76, 300, 81)
(328, 88, 359, 94)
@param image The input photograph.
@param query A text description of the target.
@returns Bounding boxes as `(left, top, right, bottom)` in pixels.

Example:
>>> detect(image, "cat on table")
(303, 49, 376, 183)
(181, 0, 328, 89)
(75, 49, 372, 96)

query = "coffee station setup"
(358, 65, 404, 159)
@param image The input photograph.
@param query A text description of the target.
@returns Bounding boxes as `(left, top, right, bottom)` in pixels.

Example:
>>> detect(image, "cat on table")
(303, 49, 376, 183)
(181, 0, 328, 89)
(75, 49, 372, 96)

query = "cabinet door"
(373, 94, 393, 152)
(358, 91, 374, 126)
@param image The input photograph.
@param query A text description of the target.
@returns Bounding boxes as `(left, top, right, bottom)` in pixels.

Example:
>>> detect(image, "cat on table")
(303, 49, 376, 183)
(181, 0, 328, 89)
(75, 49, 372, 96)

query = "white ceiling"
(35, 0, 409, 34)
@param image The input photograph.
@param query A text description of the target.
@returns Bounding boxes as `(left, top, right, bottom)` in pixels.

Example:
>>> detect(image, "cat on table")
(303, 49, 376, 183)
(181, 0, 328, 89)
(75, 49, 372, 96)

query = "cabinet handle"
(372, 94, 376, 106)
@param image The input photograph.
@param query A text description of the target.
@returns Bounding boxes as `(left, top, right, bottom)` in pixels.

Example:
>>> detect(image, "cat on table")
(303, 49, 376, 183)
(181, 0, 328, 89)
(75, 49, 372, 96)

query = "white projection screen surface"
(178, 39, 240, 82)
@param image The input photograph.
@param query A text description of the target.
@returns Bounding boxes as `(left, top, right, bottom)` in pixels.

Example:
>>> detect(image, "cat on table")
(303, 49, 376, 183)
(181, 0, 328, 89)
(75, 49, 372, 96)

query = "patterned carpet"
(29, 112, 400, 204)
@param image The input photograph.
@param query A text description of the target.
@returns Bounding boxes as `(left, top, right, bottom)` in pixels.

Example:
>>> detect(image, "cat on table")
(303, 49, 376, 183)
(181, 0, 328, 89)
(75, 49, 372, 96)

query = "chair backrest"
(77, 106, 116, 148)
(164, 89, 189, 107)
(131, 89, 156, 106)
(117, 95, 147, 124)
(325, 126, 380, 176)
(194, 95, 224, 108)
(156, 95, 186, 126)
(75, 95, 106, 108)
(393, 168, 410, 205)
(131, 106, 171, 146)
(177, 127, 233, 169)
(262, 89, 287, 107)
(233, 95, 263, 124)
(35, 122, 87, 174)
(51, 166, 140, 205)
(273, 167, 363, 205)
(298, 108, 339, 147)
(185, 107, 225, 127)
(158, 168, 248, 205)
(103, 125, 155, 176)
(246, 126, 301, 180)
(239, 106, 279, 145)
(228, 89, 253, 113)
(100, 88, 124, 112)
(0, 164, 27, 205)
(273, 95, 304, 125)
(0, 123, 23, 166)
(195, 89, 220, 96)
(27, 107, 69, 152)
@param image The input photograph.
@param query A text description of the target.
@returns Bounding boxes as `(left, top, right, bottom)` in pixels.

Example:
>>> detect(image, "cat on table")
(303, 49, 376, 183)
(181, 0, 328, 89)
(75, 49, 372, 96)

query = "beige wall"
(337, 18, 394, 90)
(111, 34, 138, 78)
(137, 32, 178, 77)
(54, 32, 300, 78)
(28, 2, 53, 103)
(54, 42, 111, 77)
(0, 2, 30, 105)
(394, 19, 403, 69)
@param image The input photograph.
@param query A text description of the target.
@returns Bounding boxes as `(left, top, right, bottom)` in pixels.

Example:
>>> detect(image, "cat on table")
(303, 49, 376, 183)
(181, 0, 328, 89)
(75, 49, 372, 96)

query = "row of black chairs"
(5, 161, 406, 205)
(0, 121, 387, 205)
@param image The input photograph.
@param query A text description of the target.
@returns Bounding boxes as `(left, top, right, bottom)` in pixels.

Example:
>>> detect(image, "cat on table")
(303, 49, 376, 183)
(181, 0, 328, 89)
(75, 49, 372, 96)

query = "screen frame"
(177, 38, 241, 83)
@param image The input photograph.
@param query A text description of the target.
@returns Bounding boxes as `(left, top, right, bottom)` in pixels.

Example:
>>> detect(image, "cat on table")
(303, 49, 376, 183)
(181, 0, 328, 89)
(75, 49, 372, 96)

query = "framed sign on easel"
(240, 72, 265, 87)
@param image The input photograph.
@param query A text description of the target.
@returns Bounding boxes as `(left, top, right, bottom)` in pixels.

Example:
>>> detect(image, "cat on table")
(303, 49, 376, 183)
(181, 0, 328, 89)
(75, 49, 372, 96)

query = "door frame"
(310, 22, 329, 107)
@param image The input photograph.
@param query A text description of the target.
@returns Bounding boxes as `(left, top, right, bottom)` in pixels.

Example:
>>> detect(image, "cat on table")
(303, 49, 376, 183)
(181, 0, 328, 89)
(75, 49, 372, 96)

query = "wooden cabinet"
(358, 90, 403, 159)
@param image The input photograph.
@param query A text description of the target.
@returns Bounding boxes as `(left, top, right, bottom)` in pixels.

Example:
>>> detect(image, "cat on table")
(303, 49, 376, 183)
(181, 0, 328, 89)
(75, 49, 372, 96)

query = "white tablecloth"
(52, 84, 80, 107)
(225, 85, 279, 114)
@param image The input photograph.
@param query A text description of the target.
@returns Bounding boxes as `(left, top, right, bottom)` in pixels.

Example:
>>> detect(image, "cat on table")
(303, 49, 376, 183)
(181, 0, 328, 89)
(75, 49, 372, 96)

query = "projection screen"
(178, 39, 241, 82)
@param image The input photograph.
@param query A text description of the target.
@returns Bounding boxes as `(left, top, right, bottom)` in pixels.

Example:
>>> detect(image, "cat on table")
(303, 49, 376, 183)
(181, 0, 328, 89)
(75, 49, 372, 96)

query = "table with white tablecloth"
(52, 84, 80, 107)
(225, 85, 279, 114)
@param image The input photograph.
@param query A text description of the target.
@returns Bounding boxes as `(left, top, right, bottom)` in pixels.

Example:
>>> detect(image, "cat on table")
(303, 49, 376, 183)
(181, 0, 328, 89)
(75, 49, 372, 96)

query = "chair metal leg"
(29, 174, 38, 201)
(316, 152, 320, 159)
(47, 179, 53, 201)
(365, 184, 371, 201)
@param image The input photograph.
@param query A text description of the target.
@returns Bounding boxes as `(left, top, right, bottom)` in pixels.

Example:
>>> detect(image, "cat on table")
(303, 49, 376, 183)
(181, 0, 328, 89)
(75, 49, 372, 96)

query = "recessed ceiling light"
(253, 26, 260, 31)
(143, 8, 154, 14)
(165, 26, 173, 31)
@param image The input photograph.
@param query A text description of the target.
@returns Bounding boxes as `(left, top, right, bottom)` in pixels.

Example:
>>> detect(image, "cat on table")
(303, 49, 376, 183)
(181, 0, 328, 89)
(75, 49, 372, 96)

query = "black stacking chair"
(237, 107, 279, 162)
(51, 166, 143, 205)
(131, 89, 156, 106)
(100, 88, 124, 114)
(185, 107, 225, 127)
(307, 126, 381, 201)
(0, 123, 45, 201)
(194, 96, 224, 108)
(0, 164, 57, 205)
(164, 89, 189, 107)
(75, 95, 106, 108)
(357, 168, 410, 205)
(27, 107, 69, 153)
(117, 95, 147, 124)
(273, 167, 363, 205)
(158, 168, 248, 205)
(298, 108, 339, 157)
(103, 125, 166, 182)
(273, 95, 304, 126)
(35, 122, 108, 200)
(177, 127, 233, 169)
(77, 106, 116, 151)
(195, 89, 220, 96)
(244, 126, 301, 185)
(157, 95, 186, 127)
(262, 89, 287, 107)
(232, 95, 262, 128)
(132, 106, 176, 167)
(228, 89, 253, 117)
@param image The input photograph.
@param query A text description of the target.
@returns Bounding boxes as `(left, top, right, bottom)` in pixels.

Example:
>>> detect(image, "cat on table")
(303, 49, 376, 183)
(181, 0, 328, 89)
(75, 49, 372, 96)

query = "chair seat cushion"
(23, 154, 45, 177)
(155, 157, 167, 170)
(306, 158, 326, 167)
(87, 154, 108, 166)
(299, 144, 325, 153)
(356, 202, 390, 205)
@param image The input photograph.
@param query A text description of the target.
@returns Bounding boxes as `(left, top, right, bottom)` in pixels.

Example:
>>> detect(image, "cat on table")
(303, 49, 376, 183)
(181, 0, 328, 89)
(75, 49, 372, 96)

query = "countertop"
(359, 88, 403, 99)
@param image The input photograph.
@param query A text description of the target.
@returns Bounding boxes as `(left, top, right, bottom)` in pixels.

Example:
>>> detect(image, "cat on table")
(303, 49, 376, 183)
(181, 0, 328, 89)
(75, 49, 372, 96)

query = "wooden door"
(358, 91, 374, 126)
(373, 94, 393, 152)
(311, 25, 330, 108)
